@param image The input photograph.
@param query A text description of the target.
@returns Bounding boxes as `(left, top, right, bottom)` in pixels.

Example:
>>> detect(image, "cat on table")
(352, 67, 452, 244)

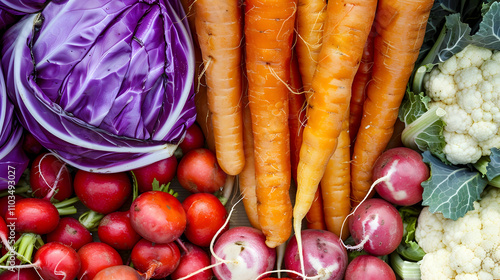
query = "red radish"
(372, 147, 429, 206)
(179, 123, 205, 154)
(131, 238, 181, 279)
(177, 148, 227, 193)
(33, 242, 81, 280)
(98, 211, 142, 251)
(170, 242, 213, 280)
(5, 198, 59, 235)
(93, 265, 144, 280)
(211, 226, 276, 280)
(30, 153, 72, 201)
(284, 229, 348, 280)
(129, 191, 186, 244)
(344, 255, 396, 280)
(348, 198, 404, 256)
(74, 170, 132, 214)
(132, 156, 178, 193)
(182, 192, 228, 247)
(0, 268, 40, 279)
(46, 217, 93, 251)
(77, 242, 123, 280)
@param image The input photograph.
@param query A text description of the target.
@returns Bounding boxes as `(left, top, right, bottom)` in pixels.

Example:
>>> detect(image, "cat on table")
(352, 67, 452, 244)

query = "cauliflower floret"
(454, 67, 484, 90)
(439, 103, 473, 133)
(479, 134, 500, 155)
(456, 86, 484, 113)
(454, 44, 492, 69)
(415, 207, 446, 252)
(450, 245, 482, 274)
(425, 68, 458, 104)
(420, 249, 457, 280)
(479, 59, 500, 79)
(443, 131, 482, 164)
(455, 274, 480, 280)
(468, 121, 498, 142)
(416, 188, 500, 280)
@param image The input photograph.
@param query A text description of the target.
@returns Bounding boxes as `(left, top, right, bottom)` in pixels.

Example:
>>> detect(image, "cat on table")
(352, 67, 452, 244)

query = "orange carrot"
(350, 0, 433, 204)
(244, 0, 297, 248)
(305, 187, 326, 230)
(238, 93, 261, 230)
(293, 0, 377, 274)
(194, 0, 245, 176)
(194, 81, 216, 153)
(349, 25, 376, 146)
(288, 55, 306, 184)
(295, 0, 327, 92)
(321, 116, 351, 240)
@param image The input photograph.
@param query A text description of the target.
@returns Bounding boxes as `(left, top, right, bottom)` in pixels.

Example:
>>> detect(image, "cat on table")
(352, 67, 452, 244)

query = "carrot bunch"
(188, 0, 433, 250)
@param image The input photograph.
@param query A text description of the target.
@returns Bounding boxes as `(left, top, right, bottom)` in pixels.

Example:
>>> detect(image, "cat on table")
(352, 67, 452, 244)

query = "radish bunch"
(0, 125, 240, 279)
(1, 120, 431, 279)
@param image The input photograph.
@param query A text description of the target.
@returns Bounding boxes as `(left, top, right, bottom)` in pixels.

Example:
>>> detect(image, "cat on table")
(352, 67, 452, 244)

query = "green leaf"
(421, 151, 488, 220)
(485, 148, 500, 180)
(399, 91, 431, 125)
(472, 2, 500, 49)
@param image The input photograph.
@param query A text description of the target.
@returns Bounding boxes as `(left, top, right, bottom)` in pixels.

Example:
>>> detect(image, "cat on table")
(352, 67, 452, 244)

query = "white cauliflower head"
(416, 187, 500, 280)
(424, 44, 500, 164)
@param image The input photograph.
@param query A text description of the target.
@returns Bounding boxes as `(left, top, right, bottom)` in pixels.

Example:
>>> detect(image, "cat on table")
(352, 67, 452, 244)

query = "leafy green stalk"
(390, 252, 422, 280)
(401, 106, 446, 151)
(397, 206, 426, 262)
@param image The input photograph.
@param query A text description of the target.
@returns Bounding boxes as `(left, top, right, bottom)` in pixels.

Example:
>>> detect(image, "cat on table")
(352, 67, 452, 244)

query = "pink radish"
(170, 241, 213, 280)
(372, 147, 429, 206)
(97, 211, 142, 251)
(129, 191, 186, 244)
(284, 229, 348, 280)
(344, 255, 396, 280)
(46, 217, 93, 251)
(77, 242, 123, 280)
(211, 226, 276, 280)
(131, 238, 181, 279)
(348, 198, 403, 256)
(93, 265, 145, 280)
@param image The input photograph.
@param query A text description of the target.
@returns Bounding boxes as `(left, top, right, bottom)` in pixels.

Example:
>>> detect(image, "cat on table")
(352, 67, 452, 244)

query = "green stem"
(15, 233, 39, 263)
(419, 23, 448, 67)
(53, 196, 79, 216)
(79, 210, 105, 231)
(401, 106, 446, 149)
(53, 196, 79, 208)
(0, 184, 30, 198)
(412, 65, 429, 94)
(130, 171, 139, 201)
